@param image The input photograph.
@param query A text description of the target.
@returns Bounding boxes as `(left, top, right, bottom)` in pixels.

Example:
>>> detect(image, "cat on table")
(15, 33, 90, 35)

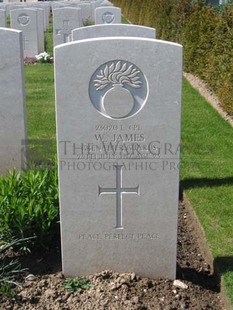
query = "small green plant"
(44, 19, 53, 56)
(0, 281, 17, 299)
(0, 238, 30, 298)
(64, 277, 92, 293)
(0, 167, 59, 249)
(82, 16, 94, 26)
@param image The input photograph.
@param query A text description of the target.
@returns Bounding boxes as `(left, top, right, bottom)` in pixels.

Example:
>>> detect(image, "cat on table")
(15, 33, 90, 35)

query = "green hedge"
(112, 0, 233, 116)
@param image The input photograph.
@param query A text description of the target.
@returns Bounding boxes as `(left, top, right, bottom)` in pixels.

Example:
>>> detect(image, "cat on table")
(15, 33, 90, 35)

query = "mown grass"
(24, 65, 233, 302)
(24, 64, 56, 163)
(121, 15, 129, 24)
(7, 16, 10, 28)
(181, 78, 233, 304)
(44, 17, 53, 56)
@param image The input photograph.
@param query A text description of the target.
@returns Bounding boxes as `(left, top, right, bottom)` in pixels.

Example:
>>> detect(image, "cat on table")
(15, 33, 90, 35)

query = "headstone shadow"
(176, 265, 221, 292)
(181, 177, 233, 190)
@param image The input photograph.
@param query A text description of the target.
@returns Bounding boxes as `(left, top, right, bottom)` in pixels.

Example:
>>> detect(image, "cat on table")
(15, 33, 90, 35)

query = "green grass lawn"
(121, 15, 129, 24)
(23, 20, 233, 305)
(44, 17, 53, 56)
(25, 64, 56, 163)
(181, 78, 233, 304)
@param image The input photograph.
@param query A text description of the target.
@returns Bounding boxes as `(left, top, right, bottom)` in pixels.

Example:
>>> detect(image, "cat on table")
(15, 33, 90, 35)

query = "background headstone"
(72, 24, 156, 41)
(100, 0, 114, 6)
(35, 8, 44, 53)
(93, 0, 105, 9)
(53, 7, 81, 47)
(10, 8, 39, 57)
(0, 9, 6, 27)
(77, 2, 93, 26)
(55, 37, 182, 279)
(42, 3, 50, 30)
(7, 4, 24, 16)
(0, 28, 27, 175)
(27, 3, 49, 31)
(95, 6, 121, 24)
(52, 2, 80, 11)
(0, 4, 8, 13)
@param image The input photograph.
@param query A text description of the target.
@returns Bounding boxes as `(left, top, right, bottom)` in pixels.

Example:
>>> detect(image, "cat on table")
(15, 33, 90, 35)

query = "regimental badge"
(89, 60, 149, 119)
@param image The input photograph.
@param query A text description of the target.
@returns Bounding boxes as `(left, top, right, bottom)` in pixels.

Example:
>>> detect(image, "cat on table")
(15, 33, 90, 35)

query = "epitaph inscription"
(78, 232, 159, 240)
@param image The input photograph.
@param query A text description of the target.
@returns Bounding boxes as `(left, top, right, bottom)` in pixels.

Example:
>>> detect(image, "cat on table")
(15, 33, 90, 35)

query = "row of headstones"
(0, 0, 121, 57)
(53, 5, 122, 46)
(0, 22, 156, 175)
(52, 0, 113, 23)
(0, 19, 182, 279)
(0, 2, 50, 56)
(0, 1, 50, 28)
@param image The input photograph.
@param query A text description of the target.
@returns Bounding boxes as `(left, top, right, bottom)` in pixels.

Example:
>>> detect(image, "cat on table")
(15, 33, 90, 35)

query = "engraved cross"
(56, 29, 71, 43)
(99, 165, 140, 229)
(23, 35, 29, 50)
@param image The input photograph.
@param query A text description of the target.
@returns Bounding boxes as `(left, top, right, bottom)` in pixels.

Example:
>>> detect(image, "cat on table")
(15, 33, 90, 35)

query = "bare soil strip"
(0, 200, 229, 310)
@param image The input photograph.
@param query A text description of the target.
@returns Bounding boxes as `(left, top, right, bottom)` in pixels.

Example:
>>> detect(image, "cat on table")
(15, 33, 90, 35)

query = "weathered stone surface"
(95, 6, 121, 24)
(0, 28, 27, 175)
(100, 0, 114, 6)
(0, 9, 7, 27)
(77, 2, 93, 25)
(10, 8, 39, 57)
(72, 24, 156, 41)
(53, 7, 81, 47)
(55, 37, 182, 279)
(35, 8, 44, 53)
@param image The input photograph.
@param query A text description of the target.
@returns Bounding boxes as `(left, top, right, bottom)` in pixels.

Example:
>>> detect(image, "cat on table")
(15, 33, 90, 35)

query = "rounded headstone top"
(101, 0, 114, 7)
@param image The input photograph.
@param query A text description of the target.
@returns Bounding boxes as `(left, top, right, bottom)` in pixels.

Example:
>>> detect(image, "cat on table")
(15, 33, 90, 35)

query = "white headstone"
(72, 24, 156, 41)
(42, 3, 50, 30)
(26, 3, 48, 31)
(53, 7, 81, 47)
(0, 4, 8, 14)
(10, 8, 39, 57)
(95, 6, 121, 24)
(52, 2, 79, 11)
(100, 0, 114, 6)
(4, 0, 21, 3)
(93, 0, 105, 9)
(77, 2, 93, 26)
(55, 37, 182, 279)
(24, 6, 45, 52)
(35, 8, 44, 53)
(43, 3, 50, 30)
(7, 4, 24, 16)
(0, 9, 6, 27)
(0, 28, 27, 175)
